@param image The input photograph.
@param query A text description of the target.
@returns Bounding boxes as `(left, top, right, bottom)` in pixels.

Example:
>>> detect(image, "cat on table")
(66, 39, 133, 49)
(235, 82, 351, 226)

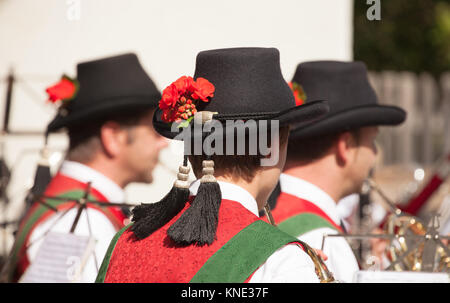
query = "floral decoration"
(45, 75, 79, 105)
(288, 81, 306, 106)
(159, 76, 215, 127)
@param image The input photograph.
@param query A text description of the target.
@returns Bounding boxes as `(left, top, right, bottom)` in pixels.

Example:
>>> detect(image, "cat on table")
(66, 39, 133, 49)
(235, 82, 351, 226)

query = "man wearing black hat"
(95, 47, 331, 283)
(269, 61, 406, 282)
(6, 53, 168, 282)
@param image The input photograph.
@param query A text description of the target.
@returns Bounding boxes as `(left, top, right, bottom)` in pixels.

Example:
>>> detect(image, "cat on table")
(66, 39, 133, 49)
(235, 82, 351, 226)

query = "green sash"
(277, 213, 339, 238)
(190, 220, 300, 282)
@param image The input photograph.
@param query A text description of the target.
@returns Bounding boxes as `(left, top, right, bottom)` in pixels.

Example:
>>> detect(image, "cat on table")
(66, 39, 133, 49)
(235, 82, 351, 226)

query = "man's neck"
(216, 175, 265, 210)
(75, 159, 128, 189)
(283, 161, 347, 203)
(60, 160, 126, 203)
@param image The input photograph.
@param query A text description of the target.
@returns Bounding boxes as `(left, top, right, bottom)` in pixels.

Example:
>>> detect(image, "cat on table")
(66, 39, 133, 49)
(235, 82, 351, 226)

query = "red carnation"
(46, 76, 78, 103)
(160, 84, 179, 110)
(192, 77, 215, 101)
(159, 75, 215, 124)
(173, 76, 196, 94)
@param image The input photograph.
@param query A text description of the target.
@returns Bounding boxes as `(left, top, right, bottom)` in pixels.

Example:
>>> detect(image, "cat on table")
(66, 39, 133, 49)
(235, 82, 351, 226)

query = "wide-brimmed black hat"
(47, 53, 161, 133)
(153, 47, 329, 140)
(289, 61, 406, 140)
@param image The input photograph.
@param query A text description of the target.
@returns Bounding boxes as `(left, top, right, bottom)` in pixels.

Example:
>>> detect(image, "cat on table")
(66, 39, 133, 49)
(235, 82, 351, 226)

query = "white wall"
(0, 0, 353, 222)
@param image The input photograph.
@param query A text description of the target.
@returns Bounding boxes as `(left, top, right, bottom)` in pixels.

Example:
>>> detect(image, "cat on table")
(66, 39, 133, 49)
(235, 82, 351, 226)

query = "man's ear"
(336, 131, 354, 166)
(100, 121, 128, 158)
(260, 126, 290, 167)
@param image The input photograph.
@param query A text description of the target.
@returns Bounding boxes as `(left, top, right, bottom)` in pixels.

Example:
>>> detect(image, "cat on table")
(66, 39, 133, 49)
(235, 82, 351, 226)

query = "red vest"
(11, 173, 127, 282)
(103, 198, 263, 283)
(269, 192, 343, 233)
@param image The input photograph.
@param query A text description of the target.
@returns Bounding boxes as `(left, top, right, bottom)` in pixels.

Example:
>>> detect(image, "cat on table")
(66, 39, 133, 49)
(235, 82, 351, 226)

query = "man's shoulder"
(249, 237, 319, 283)
(299, 227, 338, 247)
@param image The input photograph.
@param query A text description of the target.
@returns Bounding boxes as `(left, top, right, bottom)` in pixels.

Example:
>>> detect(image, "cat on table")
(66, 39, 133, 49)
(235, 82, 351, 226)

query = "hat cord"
(214, 111, 279, 121)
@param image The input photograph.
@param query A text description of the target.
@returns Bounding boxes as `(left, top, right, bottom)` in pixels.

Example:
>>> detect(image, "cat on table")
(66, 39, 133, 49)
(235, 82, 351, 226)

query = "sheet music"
(20, 232, 95, 283)
(353, 270, 450, 283)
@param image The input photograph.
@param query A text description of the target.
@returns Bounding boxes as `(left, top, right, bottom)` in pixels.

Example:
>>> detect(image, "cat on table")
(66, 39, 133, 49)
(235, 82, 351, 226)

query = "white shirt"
(189, 180, 319, 283)
(438, 195, 450, 235)
(336, 193, 360, 233)
(26, 161, 126, 283)
(279, 173, 359, 283)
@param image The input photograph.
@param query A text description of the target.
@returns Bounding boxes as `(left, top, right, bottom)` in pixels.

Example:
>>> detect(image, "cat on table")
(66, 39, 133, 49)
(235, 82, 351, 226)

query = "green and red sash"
(269, 192, 343, 237)
(96, 199, 304, 283)
(8, 173, 126, 282)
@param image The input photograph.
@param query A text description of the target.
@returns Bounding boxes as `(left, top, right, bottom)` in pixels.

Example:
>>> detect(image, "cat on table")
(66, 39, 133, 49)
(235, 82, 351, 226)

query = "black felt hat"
(289, 61, 406, 140)
(47, 53, 161, 133)
(152, 47, 329, 140)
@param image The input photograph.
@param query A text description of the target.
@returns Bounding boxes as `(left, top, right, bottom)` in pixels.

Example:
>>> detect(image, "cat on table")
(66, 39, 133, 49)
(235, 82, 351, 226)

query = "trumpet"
(263, 202, 337, 282)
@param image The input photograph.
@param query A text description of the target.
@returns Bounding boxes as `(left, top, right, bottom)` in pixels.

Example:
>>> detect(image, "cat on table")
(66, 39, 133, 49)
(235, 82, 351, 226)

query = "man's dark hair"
(286, 128, 362, 164)
(188, 125, 290, 182)
(67, 108, 153, 163)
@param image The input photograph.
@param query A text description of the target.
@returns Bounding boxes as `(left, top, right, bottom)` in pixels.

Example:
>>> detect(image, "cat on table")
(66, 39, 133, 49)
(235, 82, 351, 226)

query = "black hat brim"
(47, 95, 160, 133)
(290, 104, 406, 140)
(152, 99, 329, 140)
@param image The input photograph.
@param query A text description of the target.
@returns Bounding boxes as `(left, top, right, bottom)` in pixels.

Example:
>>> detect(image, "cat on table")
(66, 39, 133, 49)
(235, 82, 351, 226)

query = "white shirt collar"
(59, 160, 125, 203)
(279, 173, 341, 225)
(189, 179, 259, 217)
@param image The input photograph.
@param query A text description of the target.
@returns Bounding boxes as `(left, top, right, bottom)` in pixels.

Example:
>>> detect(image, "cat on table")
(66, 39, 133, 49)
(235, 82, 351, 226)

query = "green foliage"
(354, 0, 450, 76)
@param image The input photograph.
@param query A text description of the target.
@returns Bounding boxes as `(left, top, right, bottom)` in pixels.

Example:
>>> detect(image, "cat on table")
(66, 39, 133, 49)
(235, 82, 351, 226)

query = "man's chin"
(343, 182, 364, 198)
(132, 173, 154, 184)
(141, 175, 154, 184)
(354, 180, 366, 195)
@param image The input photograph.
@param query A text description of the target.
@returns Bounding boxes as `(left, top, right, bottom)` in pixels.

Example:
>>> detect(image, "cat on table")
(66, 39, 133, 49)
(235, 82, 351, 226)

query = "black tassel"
(32, 136, 51, 197)
(131, 186, 189, 239)
(18, 146, 52, 224)
(167, 159, 222, 246)
(131, 160, 190, 240)
(30, 148, 52, 198)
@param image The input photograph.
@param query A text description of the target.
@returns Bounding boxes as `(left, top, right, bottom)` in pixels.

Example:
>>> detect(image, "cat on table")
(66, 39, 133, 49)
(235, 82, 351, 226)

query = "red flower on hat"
(288, 81, 306, 106)
(192, 77, 215, 101)
(159, 76, 215, 123)
(46, 75, 78, 104)
(160, 84, 179, 110)
(173, 76, 196, 93)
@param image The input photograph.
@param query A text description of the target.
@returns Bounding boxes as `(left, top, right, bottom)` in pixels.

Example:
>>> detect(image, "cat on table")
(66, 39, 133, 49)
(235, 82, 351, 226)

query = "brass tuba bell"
(366, 178, 450, 273)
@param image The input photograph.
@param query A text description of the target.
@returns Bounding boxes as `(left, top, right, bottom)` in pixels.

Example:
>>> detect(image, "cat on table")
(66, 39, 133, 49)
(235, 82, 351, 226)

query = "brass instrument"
(366, 178, 450, 273)
(263, 202, 337, 283)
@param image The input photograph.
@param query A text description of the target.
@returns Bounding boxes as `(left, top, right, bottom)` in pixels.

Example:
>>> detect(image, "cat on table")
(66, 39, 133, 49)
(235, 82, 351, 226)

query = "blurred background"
(351, 0, 450, 268)
(0, 0, 449, 270)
